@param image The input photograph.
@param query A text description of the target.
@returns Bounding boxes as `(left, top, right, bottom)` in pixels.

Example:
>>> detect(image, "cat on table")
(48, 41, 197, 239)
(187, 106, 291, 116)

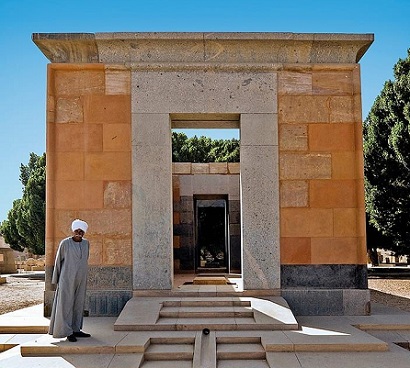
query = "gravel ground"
(368, 278, 410, 312)
(1, 275, 410, 315)
(0, 276, 45, 315)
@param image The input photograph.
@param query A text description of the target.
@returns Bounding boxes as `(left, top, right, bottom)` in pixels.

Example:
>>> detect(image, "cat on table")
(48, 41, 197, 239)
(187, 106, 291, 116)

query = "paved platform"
(1, 301, 410, 367)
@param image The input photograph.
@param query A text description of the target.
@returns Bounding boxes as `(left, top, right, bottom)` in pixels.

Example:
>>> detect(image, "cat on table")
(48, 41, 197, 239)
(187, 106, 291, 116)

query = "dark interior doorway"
(195, 197, 229, 272)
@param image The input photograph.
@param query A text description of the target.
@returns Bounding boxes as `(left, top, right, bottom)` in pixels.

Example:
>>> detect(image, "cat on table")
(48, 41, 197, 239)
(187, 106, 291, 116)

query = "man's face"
(73, 229, 85, 241)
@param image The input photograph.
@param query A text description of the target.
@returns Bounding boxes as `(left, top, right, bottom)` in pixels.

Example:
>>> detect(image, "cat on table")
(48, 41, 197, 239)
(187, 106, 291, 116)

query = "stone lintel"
(33, 32, 374, 64)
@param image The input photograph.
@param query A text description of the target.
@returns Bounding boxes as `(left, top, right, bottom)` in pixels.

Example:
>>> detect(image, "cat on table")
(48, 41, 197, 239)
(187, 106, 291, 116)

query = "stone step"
(163, 300, 251, 307)
(141, 361, 192, 368)
(217, 337, 266, 360)
(218, 359, 269, 368)
(144, 343, 194, 361)
(114, 297, 300, 332)
(159, 306, 254, 318)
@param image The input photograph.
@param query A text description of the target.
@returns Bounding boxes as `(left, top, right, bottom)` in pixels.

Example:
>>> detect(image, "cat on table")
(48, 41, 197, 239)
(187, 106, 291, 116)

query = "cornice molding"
(32, 32, 374, 65)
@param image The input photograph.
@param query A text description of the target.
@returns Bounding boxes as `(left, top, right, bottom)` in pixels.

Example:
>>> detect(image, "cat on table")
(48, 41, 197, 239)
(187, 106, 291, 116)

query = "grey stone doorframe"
(126, 36, 286, 291)
(132, 111, 279, 291)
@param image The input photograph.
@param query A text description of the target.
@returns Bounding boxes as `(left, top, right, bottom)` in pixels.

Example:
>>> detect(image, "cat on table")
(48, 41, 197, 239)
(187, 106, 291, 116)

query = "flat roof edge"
(32, 32, 374, 64)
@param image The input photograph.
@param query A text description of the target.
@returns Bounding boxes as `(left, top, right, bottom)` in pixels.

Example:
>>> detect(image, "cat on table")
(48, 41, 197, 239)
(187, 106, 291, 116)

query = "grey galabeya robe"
(49, 237, 89, 338)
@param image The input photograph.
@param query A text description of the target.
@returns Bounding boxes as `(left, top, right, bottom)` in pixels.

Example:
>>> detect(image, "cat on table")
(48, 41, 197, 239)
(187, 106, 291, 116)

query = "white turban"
(71, 219, 88, 233)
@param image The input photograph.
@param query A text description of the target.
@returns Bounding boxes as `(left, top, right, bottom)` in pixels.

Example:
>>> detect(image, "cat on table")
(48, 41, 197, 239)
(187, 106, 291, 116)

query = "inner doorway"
(195, 196, 229, 273)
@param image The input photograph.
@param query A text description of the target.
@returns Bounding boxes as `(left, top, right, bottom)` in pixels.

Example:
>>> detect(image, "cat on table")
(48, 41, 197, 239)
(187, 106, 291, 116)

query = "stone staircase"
(10, 296, 391, 368)
(114, 296, 299, 331)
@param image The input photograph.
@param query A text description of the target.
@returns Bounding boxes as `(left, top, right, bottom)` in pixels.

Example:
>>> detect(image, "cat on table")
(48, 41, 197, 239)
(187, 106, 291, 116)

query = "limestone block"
(88, 236, 103, 265)
(192, 163, 210, 174)
(84, 152, 131, 181)
(105, 68, 131, 95)
(227, 162, 240, 174)
(103, 124, 131, 152)
(55, 97, 83, 123)
(280, 237, 311, 264)
(84, 124, 104, 152)
(278, 71, 312, 94)
(280, 153, 331, 180)
(279, 124, 308, 151)
(132, 113, 171, 147)
(54, 180, 104, 210)
(53, 122, 103, 152)
(281, 208, 333, 237)
(173, 163, 192, 174)
(54, 68, 105, 96)
(132, 70, 277, 114)
(309, 180, 357, 208)
(279, 95, 329, 124)
(55, 152, 84, 181)
(331, 152, 356, 179)
(84, 94, 131, 124)
(333, 208, 358, 237)
(104, 181, 132, 209)
(311, 237, 359, 264)
(209, 162, 228, 174)
(329, 96, 355, 123)
(280, 180, 308, 207)
(79, 209, 132, 236)
(309, 123, 355, 152)
(312, 71, 353, 95)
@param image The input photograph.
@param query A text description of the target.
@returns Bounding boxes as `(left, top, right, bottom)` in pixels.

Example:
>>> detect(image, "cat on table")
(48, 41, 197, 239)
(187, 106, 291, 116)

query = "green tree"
(0, 153, 46, 255)
(363, 49, 410, 256)
(172, 132, 240, 163)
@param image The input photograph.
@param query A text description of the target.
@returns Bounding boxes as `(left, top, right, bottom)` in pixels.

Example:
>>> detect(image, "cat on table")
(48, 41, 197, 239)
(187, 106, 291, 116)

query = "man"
(48, 219, 91, 342)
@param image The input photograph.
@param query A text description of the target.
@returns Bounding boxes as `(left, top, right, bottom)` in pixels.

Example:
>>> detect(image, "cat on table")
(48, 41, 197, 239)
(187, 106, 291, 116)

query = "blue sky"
(0, 0, 409, 222)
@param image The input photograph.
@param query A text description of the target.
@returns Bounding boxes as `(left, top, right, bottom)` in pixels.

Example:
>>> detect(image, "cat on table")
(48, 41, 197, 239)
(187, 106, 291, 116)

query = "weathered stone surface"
(55, 97, 83, 123)
(104, 181, 132, 209)
(280, 153, 331, 180)
(33, 32, 374, 64)
(312, 71, 353, 95)
(132, 113, 173, 290)
(103, 236, 132, 265)
(53, 67, 105, 95)
(241, 145, 280, 289)
(278, 71, 312, 94)
(279, 124, 308, 151)
(280, 180, 308, 207)
(132, 70, 277, 114)
(105, 68, 131, 95)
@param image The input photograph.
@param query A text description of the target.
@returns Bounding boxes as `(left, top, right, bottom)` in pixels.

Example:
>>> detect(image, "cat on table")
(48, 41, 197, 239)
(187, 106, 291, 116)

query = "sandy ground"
(1, 275, 410, 315)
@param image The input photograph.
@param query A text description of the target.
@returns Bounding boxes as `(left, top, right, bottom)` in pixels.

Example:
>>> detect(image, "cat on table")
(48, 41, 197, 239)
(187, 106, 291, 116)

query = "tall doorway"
(195, 196, 229, 273)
